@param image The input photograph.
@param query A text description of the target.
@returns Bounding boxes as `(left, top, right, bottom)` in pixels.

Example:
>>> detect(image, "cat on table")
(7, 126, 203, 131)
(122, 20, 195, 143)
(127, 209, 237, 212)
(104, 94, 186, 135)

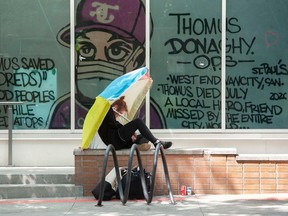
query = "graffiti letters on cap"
(57, 0, 146, 47)
(88, 2, 119, 24)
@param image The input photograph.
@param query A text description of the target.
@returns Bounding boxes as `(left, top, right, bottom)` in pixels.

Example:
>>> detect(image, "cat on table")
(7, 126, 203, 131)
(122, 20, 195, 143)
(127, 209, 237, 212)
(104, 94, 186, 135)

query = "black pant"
(112, 118, 157, 150)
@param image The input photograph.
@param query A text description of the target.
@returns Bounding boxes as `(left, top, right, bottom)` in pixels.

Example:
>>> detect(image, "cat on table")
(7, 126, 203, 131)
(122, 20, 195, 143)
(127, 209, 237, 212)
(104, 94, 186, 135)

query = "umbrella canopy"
(81, 67, 153, 149)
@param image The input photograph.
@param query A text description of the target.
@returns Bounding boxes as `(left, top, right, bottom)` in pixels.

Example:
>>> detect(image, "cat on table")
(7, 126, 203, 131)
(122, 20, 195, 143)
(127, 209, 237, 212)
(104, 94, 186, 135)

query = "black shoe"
(154, 141, 172, 149)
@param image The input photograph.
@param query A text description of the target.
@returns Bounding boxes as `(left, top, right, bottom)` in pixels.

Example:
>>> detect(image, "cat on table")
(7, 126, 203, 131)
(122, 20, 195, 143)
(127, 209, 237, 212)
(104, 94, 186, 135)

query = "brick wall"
(74, 148, 288, 196)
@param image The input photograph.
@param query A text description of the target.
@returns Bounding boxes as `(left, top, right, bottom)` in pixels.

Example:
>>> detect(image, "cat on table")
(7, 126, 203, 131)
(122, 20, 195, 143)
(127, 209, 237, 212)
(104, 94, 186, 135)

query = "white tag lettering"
(89, 2, 119, 24)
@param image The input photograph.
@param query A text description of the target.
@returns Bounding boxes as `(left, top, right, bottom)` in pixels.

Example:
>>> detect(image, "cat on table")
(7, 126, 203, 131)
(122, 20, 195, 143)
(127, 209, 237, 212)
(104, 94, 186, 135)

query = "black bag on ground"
(116, 167, 151, 199)
(92, 181, 116, 200)
(92, 167, 120, 200)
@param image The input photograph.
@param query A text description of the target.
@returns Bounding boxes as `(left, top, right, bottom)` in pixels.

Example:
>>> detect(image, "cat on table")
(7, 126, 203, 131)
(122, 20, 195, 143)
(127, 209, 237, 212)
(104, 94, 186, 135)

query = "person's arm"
(106, 107, 123, 129)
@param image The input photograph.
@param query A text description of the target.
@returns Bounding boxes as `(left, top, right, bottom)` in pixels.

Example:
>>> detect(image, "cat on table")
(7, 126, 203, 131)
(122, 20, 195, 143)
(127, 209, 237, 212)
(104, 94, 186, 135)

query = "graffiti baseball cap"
(57, 0, 146, 47)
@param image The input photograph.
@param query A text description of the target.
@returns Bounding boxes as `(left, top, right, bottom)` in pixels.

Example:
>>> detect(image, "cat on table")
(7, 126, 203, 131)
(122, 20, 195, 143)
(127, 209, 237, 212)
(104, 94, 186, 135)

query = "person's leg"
(117, 118, 172, 149)
(135, 134, 151, 151)
(118, 118, 157, 143)
(134, 134, 149, 144)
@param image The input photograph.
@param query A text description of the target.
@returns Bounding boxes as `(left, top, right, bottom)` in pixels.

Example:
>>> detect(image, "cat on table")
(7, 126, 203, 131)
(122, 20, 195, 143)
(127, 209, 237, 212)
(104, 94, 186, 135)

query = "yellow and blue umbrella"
(81, 67, 152, 149)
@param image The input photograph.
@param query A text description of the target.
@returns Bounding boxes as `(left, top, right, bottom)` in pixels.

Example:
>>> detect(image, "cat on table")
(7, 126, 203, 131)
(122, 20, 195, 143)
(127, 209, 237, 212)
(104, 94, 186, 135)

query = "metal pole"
(0, 101, 23, 166)
(8, 105, 13, 166)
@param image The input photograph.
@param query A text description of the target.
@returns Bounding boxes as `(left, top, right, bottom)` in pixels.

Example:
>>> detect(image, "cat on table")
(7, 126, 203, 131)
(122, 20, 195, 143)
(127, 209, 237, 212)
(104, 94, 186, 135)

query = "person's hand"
(131, 133, 137, 142)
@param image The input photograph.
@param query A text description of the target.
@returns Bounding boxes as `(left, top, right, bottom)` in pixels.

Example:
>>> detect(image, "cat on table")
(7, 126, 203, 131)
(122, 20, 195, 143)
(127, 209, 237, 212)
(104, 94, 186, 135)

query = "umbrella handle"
(112, 107, 130, 122)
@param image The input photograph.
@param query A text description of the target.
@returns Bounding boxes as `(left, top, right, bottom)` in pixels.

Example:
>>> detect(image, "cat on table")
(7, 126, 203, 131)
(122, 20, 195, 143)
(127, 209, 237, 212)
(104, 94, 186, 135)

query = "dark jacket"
(98, 107, 122, 145)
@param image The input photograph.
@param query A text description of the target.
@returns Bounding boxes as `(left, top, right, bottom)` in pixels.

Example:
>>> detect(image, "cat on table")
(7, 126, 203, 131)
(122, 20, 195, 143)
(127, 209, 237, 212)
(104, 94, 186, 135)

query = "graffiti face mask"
(76, 60, 126, 100)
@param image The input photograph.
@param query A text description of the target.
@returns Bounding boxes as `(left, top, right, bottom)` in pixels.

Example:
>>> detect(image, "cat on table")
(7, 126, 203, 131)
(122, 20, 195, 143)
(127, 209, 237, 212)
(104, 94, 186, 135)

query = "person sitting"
(98, 96, 172, 150)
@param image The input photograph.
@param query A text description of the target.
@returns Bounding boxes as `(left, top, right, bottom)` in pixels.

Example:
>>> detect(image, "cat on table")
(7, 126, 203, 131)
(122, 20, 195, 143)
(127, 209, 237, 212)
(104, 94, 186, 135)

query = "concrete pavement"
(1, 194, 288, 216)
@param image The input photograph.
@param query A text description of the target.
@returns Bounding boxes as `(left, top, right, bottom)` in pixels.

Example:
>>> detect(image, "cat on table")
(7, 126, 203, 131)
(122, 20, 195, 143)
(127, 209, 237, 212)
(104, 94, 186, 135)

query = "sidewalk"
(1, 194, 288, 216)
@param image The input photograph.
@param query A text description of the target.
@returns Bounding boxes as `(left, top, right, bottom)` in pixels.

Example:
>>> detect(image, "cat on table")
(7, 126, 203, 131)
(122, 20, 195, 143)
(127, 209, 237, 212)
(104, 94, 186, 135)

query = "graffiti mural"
(2, 0, 287, 131)
(0, 57, 57, 129)
(0, 0, 69, 130)
(150, 0, 288, 129)
(48, 0, 164, 129)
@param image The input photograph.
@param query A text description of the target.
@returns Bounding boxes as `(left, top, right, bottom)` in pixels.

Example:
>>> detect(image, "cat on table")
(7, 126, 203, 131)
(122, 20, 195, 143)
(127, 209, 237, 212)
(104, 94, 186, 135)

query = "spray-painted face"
(75, 31, 144, 107)
(76, 60, 125, 99)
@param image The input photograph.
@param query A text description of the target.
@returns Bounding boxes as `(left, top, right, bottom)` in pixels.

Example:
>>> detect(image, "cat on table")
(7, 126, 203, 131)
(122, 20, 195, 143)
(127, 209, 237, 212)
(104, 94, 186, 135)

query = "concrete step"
(0, 167, 83, 199)
(0, 174, 75, 184)
(0, 184, 83, 199)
